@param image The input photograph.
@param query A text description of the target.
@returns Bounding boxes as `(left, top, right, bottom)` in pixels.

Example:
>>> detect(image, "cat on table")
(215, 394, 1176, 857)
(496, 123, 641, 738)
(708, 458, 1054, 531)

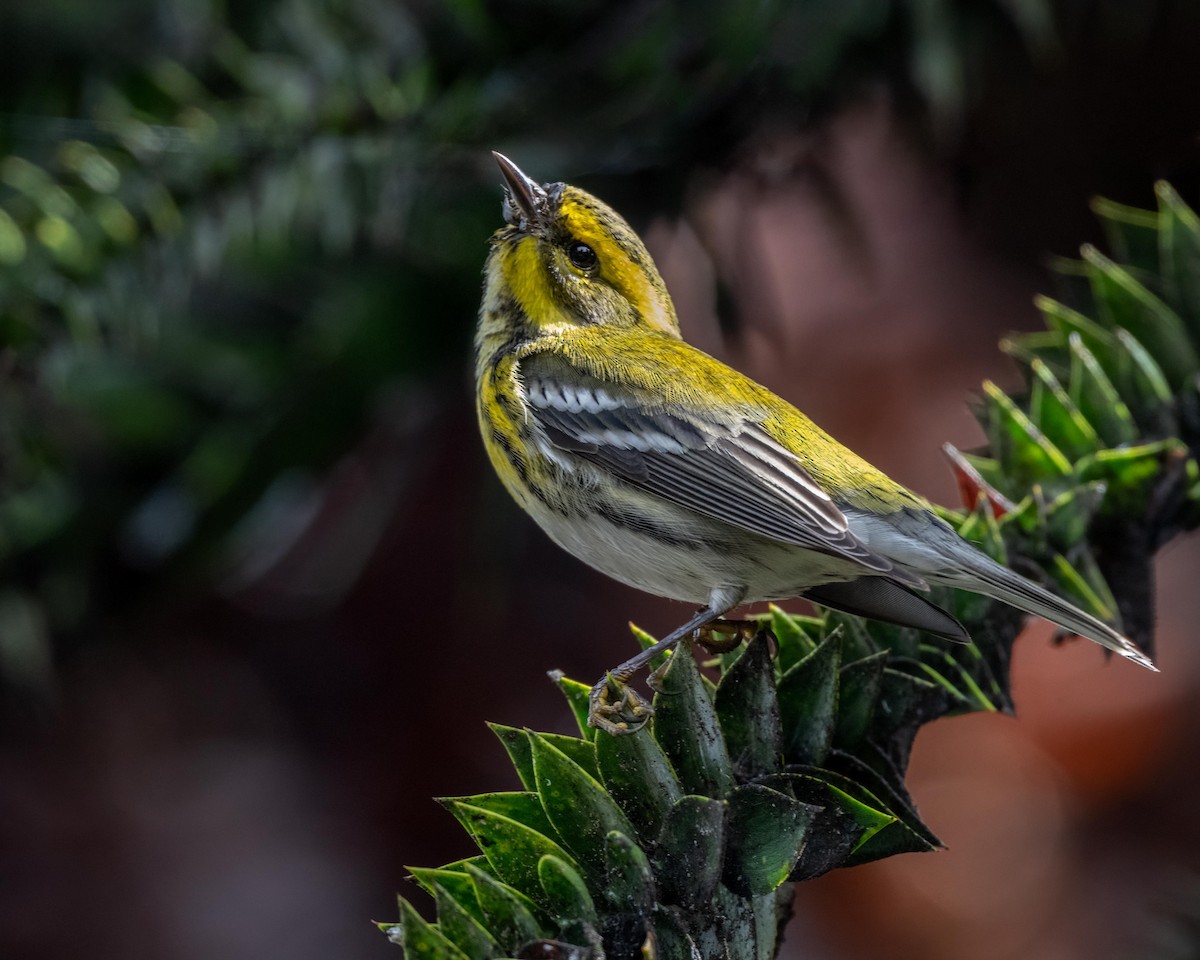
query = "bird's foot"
(696, 618, 757, 654)
(588, 672, 654, 736)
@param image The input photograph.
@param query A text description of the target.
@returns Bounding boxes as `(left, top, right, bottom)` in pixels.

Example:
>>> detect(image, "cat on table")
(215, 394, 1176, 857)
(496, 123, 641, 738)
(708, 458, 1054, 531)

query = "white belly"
(525, 497, 866, 606)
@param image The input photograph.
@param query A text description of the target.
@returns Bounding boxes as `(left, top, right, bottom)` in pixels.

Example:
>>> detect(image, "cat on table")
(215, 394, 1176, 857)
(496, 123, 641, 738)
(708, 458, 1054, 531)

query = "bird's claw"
(696, 618, 757, 654)
(588, 673, 654, 736)
(646, 659, 671, 693)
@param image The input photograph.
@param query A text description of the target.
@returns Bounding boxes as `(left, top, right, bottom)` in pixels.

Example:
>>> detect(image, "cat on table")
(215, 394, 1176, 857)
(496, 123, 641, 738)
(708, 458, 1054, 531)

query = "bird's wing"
(520, 353, 918, 584)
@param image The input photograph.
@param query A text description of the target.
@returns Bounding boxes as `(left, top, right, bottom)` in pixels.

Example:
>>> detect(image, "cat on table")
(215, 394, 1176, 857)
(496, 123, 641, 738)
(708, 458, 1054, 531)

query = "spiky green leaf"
(1067, 332, 1138, 446)
(603, 831, 655, 914)
(1083, 244, 1199, 388)
(594, 724, 682, 842)
(715, 633, 782, 780)
(529, 732, 637, 882)
(443, 791, 556, 841)
(723, 784, 817, 897)
(540, 733, 600, 781)
(653, 795, 726, 910)
(548, 671, 596, 741)
(394, 896, 471, 960)
(833, 650, 888, 748)
(442, 800, 578, 900)
(432, 883, 499, 960)
(1027, 357, 1101, 459)
(767, 604, 817, 672)
(777, 631, 841, 766)
(982, 379, 1072, 487)
(538, 855, 598, 925)
(467, 863, 545, 954)
(651, 642, 735, 798)
(488, 723, 535, 792)
(408, 862, 489, 925)
(1156, 181, 1200, 338)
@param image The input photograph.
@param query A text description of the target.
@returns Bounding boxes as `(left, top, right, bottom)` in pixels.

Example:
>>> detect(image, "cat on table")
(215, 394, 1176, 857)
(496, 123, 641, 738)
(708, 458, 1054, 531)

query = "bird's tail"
(932, 553, 1157, 671)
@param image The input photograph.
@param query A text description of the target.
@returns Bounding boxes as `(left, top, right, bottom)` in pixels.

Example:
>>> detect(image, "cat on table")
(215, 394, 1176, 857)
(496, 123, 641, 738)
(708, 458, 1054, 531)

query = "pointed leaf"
(651, 905, 701, 960)
(443, 800, 578, 901)
(440, 792, 556, 842)
(395, 896, 471, 960)
(768, 604, 816, 672)
(433, 883, 499, 960)
(1047, 553, 1116, 623)
(828, 748, 942, 853)
(529, 732, 637, 881)
(844, 811, 940, 865)
(957, 451, 1017, 503)
(723, 784, 817, 897)
(1113, 328, 1175, 435)
(1027, 358, 1101, 459)
(595, 723, 682, 841)
(778, 770, 898, 846)
(1043, 483, 1106, 549)
(489, 723, 535, 791)
(1037, 294, 1163, 420)
(547, 671, 595, 741)
(982, 380, 1071, 487)
(943, 442, 1017, 517)
(537, 855, 598, 925)
(1067, 333, 1137, 446)
(604, 831, 655, 914)
(1156, 181, 1200, 339)
(777, 631, 841, 766)
(1036, 296, 1118, 371)
(540, 733, 600, 781)
(1083, 244, 1199, 388)
(467, 863, 545, 954)
(834, 650, 887, 748)
(1091, 195, 1161, 272)
(651, 641, 734, 798)
(917, 644, 999, 713)
(1001, 328, 1068, 371)
(827, 610, 879, 663)
(653, 795, 726, 911)
(408, 866, 486, 926)
(765, 772, 894, 880)
(715, 633, 782, 780)
(871, 664, 955, 747)
(1076, 440, 1184, 514)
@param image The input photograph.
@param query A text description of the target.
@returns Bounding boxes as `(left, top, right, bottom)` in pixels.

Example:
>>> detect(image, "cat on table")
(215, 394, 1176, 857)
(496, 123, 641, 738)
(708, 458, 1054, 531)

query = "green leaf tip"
(651, 639, 734, 798)
(529, 731, 637, 880)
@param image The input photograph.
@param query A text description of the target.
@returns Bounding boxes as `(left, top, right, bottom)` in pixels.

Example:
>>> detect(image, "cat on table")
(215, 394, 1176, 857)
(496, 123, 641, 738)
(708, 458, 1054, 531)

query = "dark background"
(1, 2, 1199, 958)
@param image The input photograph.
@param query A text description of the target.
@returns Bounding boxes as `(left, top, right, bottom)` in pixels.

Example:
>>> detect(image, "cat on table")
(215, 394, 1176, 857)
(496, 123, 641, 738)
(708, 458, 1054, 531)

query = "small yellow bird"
(476, 152, 1155, 734)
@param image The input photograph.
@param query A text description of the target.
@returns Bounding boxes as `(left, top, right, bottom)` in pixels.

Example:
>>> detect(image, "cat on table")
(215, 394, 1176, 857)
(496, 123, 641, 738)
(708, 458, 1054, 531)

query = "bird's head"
(486, 152, 680, 338)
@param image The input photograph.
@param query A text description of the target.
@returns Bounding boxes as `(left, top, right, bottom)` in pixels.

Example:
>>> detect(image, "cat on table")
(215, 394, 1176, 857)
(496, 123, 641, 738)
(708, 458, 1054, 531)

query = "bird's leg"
(645, 619, 757, 694)
(589, 601, 735, 736)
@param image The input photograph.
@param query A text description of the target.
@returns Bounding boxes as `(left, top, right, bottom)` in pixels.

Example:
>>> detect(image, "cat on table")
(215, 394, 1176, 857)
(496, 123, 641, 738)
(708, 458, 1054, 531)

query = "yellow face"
(486, 158, 680, 339)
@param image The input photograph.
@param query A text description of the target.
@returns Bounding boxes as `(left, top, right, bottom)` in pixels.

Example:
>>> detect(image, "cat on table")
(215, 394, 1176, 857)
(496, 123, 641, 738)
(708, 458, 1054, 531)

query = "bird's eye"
(567, 242, 598, 271)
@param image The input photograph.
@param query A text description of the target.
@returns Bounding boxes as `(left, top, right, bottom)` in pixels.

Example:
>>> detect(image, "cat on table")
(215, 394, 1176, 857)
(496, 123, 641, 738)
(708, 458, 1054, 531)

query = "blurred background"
(2, 1, 1200, 958)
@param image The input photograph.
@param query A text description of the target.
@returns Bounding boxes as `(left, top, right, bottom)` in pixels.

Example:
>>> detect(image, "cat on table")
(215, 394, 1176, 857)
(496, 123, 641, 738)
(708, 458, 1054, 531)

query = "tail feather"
(934, 555, 1157, 672)
(804, 577, 969, 643)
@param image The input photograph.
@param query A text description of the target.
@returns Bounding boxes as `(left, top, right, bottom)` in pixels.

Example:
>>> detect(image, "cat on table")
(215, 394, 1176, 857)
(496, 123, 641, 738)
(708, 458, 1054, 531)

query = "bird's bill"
(493, 151, 547, 229)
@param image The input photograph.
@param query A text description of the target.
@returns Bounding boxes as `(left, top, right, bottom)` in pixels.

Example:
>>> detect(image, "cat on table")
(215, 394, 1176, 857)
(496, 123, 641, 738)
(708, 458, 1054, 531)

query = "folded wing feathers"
(525, 375, 904, 577)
